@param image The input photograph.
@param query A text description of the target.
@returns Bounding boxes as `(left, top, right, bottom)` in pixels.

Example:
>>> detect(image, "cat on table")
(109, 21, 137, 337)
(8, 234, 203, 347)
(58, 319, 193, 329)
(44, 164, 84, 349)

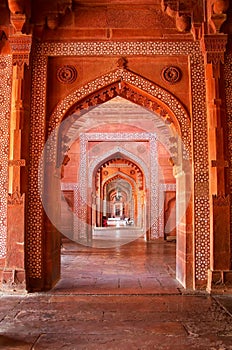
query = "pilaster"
(201, 32, 232, 293)
(1, 32, 32, 292)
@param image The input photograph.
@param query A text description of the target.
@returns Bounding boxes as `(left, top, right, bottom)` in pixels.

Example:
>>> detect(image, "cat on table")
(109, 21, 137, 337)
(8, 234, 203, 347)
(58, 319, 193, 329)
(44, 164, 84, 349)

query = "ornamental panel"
(224, 50, 232, 266)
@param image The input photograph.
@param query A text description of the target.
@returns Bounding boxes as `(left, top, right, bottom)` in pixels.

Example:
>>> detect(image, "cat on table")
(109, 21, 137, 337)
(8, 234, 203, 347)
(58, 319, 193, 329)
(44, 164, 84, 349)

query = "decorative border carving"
(201, 35, 228, 65)
(0, 56, 11, 259)
(61, 183, 77, 191)
(8, 189, 24, 205)
(213, 194, 230, 207)
(160, 183, 176, 191)
(224, 49, 232, 266)
(49, 68, 191, 160)
(27, 50, 47, 278)
(28, 40, 210, 282)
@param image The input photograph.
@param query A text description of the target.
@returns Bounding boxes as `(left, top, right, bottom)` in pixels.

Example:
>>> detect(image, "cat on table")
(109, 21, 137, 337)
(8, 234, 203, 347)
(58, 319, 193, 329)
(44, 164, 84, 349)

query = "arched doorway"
(94, 158, 143, 227)
(58, 94, 179, 247)
(27, 67, 193, 291)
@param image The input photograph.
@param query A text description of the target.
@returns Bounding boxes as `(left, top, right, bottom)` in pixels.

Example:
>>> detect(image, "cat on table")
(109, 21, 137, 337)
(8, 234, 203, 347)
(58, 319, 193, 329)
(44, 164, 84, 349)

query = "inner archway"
(92, 156, 146, 244)
(56, 94, 180, 293)
(59, 96, 178, 246)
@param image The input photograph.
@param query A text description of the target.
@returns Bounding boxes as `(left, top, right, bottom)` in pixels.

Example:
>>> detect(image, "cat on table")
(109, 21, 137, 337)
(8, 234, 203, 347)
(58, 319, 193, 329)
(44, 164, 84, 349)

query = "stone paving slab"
(52, 240, 180, 295)
(1, 240, 232, 349)
(0, 294, 232, 349)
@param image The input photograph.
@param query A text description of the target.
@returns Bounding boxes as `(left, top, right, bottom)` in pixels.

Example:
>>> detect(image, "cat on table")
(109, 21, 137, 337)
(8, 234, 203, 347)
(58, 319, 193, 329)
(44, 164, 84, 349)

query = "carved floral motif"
(57, 65, 78, 84)
(161, 66, 182, 84)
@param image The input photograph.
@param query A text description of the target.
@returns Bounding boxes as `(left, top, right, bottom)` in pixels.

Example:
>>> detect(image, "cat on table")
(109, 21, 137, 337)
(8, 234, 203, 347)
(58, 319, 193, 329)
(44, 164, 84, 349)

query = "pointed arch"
(102, 171, 138, 190)
(89, 146, 149, 188)
(49, 68, 191, 160)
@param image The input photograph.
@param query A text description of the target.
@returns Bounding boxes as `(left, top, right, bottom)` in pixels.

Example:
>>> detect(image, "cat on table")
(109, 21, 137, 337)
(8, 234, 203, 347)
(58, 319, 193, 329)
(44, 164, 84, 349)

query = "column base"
(207, 269, 232, 294)
(0, 268, 27, 293)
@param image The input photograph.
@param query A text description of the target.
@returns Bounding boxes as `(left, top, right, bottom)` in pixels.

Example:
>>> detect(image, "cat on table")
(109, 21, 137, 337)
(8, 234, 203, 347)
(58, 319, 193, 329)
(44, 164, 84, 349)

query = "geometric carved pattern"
(213, 194, 230, 206)
(29, 41, 210, 282)
(224, 50, 232, 266)
(0, 55, 11, 258)
(27, 53, 47, 279)
(9, 35, 32, 67)
(61, 183, 76, 191)
(190, 49, 210, 281)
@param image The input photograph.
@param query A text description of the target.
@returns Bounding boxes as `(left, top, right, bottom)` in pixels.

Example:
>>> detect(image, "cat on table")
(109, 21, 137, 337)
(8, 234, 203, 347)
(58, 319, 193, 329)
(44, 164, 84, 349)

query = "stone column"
(92, 193, 97, 228)
(201, 34, 232, 292)
(174, 163, 193, 289)
(137, 192, 142, 228)
(96, 170, 101, 227)
(2, 33, 32, 291)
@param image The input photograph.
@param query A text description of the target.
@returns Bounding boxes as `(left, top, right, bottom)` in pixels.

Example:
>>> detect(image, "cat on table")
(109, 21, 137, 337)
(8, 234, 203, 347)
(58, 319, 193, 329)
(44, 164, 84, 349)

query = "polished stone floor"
(54, 235, 180, 294)
(0, 237, 232, 349)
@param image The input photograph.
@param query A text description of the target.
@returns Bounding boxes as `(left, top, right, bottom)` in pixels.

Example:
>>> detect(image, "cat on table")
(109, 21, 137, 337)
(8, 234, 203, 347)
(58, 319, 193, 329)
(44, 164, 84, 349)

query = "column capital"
(201, 34, 228, 78)
(201, 34, 228, 64)
(201, 34, 228, 65)
(9, 34, 32, 67)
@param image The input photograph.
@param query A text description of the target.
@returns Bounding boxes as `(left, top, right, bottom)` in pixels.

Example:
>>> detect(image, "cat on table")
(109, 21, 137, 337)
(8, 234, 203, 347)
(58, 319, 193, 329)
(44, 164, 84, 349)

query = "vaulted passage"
(60, 97, 177, 248)
(55, 95, 179, 289)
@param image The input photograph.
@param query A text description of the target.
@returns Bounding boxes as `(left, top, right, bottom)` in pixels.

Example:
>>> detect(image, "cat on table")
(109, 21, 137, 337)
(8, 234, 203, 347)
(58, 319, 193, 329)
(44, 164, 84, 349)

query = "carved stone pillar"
(2, 33, 32, 291)
(201, 34, 232, 292)
(8, 34, 32, 193)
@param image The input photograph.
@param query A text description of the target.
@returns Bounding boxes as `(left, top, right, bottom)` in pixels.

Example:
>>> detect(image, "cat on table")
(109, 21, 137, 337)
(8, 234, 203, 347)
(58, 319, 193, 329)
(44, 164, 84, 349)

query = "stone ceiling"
(64, 96, 174, 154)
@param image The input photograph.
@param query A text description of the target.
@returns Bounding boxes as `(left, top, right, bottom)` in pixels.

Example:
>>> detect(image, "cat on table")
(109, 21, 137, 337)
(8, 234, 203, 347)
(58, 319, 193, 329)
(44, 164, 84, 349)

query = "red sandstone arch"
(92, 156, 145, 230)
(28, 68, 193, 291)
(49, 68, 191, 162)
